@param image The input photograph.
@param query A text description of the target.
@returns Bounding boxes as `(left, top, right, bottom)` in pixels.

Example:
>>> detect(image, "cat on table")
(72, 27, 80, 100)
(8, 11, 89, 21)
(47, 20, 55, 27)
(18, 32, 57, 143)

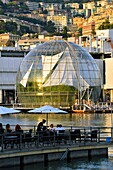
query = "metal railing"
(0, 126, 112, 152)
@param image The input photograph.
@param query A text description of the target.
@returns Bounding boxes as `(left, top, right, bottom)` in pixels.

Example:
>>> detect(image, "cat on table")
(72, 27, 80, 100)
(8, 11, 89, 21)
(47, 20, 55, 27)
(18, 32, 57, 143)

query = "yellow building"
(88, 15, 106, 30)
(47, 15, 67, 32)
(88, 6, 113, 30)
(0, 33, 20, 47)
(97, 0, 108, 7)
(18, 35, 63, 50)
(72, 17, 84, 29)
(65, 3, 79, 9)
(82, 21, 95, 36)
(0, 33, 19, 41)
(18, 38, 48, 50)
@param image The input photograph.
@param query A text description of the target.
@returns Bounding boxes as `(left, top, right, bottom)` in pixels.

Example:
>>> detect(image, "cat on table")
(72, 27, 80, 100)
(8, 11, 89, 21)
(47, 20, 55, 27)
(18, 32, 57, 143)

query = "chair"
(49, 131, 57, 143)
(57, 130, 65, 144)
(74, 129, 81, 142)
(70, 131, 75, 142)
(42, 131, 50, 145)
(70, 129, 81, 143)
(91, 130, 98, 142)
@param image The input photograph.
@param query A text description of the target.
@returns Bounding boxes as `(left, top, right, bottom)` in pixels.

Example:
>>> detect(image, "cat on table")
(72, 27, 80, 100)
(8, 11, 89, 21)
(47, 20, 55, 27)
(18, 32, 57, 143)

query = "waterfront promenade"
(0, 125, 112, 167)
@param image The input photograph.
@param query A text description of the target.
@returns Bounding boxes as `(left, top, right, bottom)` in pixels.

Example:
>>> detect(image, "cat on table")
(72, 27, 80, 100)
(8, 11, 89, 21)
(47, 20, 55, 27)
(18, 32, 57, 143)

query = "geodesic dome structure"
(16, 40, 101, 108)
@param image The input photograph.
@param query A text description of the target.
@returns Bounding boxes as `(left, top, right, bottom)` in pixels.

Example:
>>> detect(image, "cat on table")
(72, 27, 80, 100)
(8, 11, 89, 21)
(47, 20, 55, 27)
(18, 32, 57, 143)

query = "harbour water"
(4, 156, 113, 170)
(1, 112, 113, 170)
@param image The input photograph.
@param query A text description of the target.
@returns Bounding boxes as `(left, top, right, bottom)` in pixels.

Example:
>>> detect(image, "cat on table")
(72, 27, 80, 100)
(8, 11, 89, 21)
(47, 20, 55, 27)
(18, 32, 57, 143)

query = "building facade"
(47, 15, 67, 32)
(0, 48, 28, 104)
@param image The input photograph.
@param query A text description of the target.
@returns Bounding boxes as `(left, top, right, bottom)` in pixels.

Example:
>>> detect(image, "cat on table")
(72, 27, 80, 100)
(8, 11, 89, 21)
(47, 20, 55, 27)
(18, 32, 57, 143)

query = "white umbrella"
(0, 106, 21, 115)
(28, 105, 68, 125)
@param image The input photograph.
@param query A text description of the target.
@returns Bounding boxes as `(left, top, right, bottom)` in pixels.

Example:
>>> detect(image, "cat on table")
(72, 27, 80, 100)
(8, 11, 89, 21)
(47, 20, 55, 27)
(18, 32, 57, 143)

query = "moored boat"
(72, 104, 94, 113)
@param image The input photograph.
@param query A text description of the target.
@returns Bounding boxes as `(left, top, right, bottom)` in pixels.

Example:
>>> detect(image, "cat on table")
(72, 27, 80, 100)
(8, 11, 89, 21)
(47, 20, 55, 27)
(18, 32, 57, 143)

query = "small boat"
(72, 104, 94, 113)
(72, 109, 86, 113)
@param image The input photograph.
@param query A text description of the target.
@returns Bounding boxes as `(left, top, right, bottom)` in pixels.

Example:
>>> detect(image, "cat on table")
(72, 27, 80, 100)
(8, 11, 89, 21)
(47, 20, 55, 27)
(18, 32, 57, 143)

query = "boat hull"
(72, 109, 94, 113)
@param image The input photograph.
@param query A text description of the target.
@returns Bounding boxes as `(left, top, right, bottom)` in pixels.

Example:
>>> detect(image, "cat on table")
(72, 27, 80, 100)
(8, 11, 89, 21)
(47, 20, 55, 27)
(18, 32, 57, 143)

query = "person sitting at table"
(5, 123, 12, 134)
(14, 124, 23, 134)
(15, 124, 21, 131)
(4, 124, 13, 149)
(56, 124, 65, 134)
(49, 124, 55, 132)
(0, 123, 4, 134)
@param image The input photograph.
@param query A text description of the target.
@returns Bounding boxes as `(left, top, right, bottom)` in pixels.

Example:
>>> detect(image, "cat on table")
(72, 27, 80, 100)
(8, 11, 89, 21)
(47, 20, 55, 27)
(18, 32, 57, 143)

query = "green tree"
(5, 22, 17, 33)
(78, 28, 82, 36)
(45, 21, 56, 34)
(98, 19, 113, 30)
(43, 9, 48, 14)
(62, 26, 68, 40)
(0, 20, 33, 35)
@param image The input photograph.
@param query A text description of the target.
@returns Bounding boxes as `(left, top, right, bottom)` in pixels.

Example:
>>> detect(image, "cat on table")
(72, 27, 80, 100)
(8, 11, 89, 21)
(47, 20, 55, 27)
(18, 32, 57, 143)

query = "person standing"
(37, 119, 46, 132)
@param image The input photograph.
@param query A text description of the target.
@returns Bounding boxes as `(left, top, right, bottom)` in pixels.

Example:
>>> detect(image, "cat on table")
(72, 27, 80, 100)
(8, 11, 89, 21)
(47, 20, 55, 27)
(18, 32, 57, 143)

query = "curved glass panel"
(16, 40, 101, 108)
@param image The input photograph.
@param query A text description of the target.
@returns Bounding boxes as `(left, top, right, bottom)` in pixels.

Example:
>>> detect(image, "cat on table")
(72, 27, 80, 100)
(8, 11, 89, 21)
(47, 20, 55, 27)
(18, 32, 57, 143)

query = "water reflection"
(2, 156, 113, 170)
(0, 112, 112, 127)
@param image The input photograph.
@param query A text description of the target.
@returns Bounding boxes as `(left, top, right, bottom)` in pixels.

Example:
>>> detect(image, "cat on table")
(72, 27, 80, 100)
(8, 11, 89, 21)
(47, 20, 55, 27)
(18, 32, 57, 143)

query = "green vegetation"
(0, 20, 33, 35)
(17, 16, 46, 26)
(98, 19, 113, 30)
(17, 82, 76, 107)
(44, 21, 57, 34)
(0, 21, 16, 34)
(17, 17, 57, 34)
(0, 0, 28, 14)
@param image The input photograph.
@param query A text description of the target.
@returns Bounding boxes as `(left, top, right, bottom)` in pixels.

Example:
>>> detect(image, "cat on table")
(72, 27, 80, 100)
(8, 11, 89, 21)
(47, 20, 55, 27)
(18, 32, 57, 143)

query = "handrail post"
(98, 127, 100, 143)
(34, 126, 36, 135)
(111, 127, 113, 142)
(1, 135, 3, 152)
(84, 128, 86, 144)
(19, 134, 22, 150)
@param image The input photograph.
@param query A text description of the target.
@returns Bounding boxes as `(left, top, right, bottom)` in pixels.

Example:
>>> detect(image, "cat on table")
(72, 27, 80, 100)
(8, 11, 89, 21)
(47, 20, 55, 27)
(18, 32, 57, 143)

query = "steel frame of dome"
(16, 40, 101, 108)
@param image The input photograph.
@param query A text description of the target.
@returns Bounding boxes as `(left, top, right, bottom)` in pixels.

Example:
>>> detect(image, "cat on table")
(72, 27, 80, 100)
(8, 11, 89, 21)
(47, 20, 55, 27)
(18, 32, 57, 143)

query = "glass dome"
(16, 40, 101, 108)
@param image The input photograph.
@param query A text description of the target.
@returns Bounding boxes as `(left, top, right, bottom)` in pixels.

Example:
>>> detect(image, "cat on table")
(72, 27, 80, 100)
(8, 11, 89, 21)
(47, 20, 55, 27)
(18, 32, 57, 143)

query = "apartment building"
(47, 15, 67, 32)
(72, 17, 84, 29)
(0, 33, 20, 42)
(0, 33, 20, 47)
(97, 0, 108, 7)
(25, 1, 39, 11)
(82, 21, 95, 36)
(65, 3, 79, 9)
(83, 1, 95, 10)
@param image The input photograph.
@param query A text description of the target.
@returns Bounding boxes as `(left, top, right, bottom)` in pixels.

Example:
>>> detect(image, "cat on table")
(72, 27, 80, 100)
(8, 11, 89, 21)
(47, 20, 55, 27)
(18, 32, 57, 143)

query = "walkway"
(0, 126, 112, 167)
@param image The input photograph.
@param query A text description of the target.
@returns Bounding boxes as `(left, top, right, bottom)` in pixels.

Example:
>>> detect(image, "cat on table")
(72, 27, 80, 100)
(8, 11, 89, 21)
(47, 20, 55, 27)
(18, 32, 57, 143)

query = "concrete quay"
(0, 142, 110, 168)
(0, 125, 112, 167)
